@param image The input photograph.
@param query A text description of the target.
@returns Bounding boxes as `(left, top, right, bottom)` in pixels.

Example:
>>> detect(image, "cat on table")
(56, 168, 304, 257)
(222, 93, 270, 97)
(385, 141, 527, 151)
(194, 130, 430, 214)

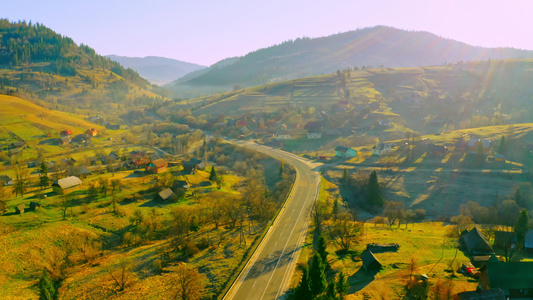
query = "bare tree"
(107, 261, 135, 292)
(328, 212, 363, 252)
(383, 201, 405, 227)
(172, 264, 205, 300)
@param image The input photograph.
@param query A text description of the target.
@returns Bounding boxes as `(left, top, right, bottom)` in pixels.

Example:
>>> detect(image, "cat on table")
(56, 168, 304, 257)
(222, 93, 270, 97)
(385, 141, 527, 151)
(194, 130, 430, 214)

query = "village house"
(467, 139, 492, 153)
(493, 231, 517, 249)
(173, 180, 190, 190)
(335, 145, 357, 158)
(60, 129, 73, 137)
(361, 250, 382, 273)
(372, 143, 394, 156)
(105, 123, 120, 130)
(461, 227, 494, 256)
(275, 131, 294, 140)
(146, 159, 168, 174)
(157, 188, 174, 202)
(52, 176, 83, 194)
(15, 203, 26, 214)
(478, 255, 533, 298)
(0, 175, 13, 186)
(85, 128, 98, 137)
(59, 136, 70, 145)
(183, 158, 205, 174)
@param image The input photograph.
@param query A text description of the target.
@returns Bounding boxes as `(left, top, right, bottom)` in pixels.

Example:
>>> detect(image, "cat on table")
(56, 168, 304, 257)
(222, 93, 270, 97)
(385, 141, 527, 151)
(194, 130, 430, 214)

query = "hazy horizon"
(3, 0, 533, 66)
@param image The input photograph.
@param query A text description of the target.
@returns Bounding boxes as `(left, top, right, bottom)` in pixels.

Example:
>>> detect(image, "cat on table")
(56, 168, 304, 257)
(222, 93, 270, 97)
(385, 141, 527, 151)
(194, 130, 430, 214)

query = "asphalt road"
(223, 141, 321, 300)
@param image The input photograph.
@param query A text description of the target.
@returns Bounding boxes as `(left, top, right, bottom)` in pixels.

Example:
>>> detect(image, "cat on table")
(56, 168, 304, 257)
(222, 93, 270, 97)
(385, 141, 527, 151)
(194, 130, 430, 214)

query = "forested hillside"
(0, 19, 168, 121)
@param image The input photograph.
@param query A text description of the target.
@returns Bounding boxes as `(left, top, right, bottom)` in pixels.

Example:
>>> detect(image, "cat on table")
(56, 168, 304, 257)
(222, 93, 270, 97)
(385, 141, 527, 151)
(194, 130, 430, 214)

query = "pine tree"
(317, 234, 329, 271)
(514, 209, 529, 245)
(39, 161, 49, 190)
(341, 168, 349, 185)
(38, 269, 56, 300)
(498, 135, 507, 155)
(279, 163, 285, 179)
(294, 265, 311, 300)
(209, 166, 217, 182)
(326, 280, 336, 299)
(332, 198, 339, 221)
(309, 252, 327, 297)
(367, 171, 384, 207)
(336, 271, 349, 299)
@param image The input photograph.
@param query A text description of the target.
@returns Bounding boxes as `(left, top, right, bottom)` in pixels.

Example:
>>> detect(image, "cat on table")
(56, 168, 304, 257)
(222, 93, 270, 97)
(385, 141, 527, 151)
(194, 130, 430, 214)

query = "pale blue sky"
(2, 0, 532, 65)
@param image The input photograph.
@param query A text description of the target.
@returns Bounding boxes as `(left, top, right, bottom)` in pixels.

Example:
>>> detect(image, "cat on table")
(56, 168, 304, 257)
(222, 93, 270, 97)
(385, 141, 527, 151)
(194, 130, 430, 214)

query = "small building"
(307, 131, 322, 139)
(478, 255, 533, 298)
(85, 128, 98, 137)
(457, 289, 506, 300)
(467, 139, 492, 153)
(157, 188, 174, 202)
(105, 123, 120, 130)
(173, 180, 190, 190)
(275, 131, 294, 140)
(29, 201, 41, 211)
(146, 159, 168, 174)
(52, 176, 83, 194)
(0, 175, 13, 186)
(60, 129, 73, 137)
(493, 231, 516, 249)
(461, 227, 494, 256)
(372, 143, 394, 156)
(361, 250, 382, 273)
(366, 243, 400, 253)
(335, 146, 357, 158)
(15, 203, 26, 214)
(59, 136, 70, 145)
(27, 161, 40, 168)
(10, 141, 25, 149)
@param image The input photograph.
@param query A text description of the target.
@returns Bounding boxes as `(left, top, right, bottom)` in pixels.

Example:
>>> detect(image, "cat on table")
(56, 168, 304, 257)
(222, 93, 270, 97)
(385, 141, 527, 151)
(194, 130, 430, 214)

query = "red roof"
(236, 121, 248, 127)
(61, 129, 73, 135)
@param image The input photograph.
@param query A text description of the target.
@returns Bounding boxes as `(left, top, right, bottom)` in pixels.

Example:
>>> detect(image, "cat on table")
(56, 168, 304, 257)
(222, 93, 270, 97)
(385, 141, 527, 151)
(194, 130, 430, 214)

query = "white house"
(372, 143, 394, 156)
(275, 131, 293, 140)
(307, 131, 322, 139)
(335, 146, 357, 157)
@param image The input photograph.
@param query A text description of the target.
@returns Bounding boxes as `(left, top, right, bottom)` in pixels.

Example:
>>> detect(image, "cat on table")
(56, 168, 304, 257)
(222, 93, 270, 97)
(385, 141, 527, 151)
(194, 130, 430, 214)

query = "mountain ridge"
(106, 55, 206, 85)
(168, 26, 533, 97)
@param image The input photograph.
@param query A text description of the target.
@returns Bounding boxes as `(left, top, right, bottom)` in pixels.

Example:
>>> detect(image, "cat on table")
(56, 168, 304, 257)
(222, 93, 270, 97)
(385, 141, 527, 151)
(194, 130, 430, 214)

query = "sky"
(2, 0, 533, 66)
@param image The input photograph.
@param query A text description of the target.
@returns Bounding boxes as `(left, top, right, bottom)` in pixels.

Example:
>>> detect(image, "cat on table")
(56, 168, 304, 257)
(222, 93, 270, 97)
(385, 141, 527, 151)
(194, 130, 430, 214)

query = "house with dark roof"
(493, 231, 517, 249)
(372, 143, 394, 156)
(461, 227, 494, 256)
(457, 288, 505, 300)
(478, 256, 533, 298)
(361, 250, 382, 273)
(0, 200, 6, 214)
(10, 141, 25, 149)
(52, 176, 83, 194)
(335, 146, 357, 158)
(173, 180, 190, 190)
(146, 159, 168, 174)
(183, 158, 205, 173)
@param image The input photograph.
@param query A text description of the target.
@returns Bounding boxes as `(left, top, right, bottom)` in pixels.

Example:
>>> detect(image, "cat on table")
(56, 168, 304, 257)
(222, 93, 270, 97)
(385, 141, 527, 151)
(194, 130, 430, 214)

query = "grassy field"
(292, 177, 477, 299)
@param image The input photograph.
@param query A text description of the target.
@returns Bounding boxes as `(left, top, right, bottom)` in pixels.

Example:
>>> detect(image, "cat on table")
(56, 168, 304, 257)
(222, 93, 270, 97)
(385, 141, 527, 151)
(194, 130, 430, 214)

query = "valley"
(0, 18, 532, 300)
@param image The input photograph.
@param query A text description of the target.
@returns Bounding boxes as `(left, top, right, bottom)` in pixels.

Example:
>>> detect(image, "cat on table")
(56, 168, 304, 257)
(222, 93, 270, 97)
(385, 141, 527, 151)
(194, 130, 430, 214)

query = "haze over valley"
(1, 2, 533, 299)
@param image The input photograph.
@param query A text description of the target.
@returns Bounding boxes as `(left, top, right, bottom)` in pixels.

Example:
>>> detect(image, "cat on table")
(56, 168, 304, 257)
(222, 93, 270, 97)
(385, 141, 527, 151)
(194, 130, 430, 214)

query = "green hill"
(0, 19, 168, 119)
(168, 26, 533, 97)
(169, 59, 533, 142)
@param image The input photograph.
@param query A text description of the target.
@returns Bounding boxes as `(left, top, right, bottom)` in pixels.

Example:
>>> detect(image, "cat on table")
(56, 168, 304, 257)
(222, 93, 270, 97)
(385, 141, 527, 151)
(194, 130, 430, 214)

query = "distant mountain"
(168, 26, 533, 96)
(107, 55, 206, 85)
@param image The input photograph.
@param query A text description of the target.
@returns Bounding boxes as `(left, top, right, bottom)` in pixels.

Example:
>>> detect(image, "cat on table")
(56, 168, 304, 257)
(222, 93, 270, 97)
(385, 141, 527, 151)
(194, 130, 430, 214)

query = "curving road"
(223, 140, 322, 300)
